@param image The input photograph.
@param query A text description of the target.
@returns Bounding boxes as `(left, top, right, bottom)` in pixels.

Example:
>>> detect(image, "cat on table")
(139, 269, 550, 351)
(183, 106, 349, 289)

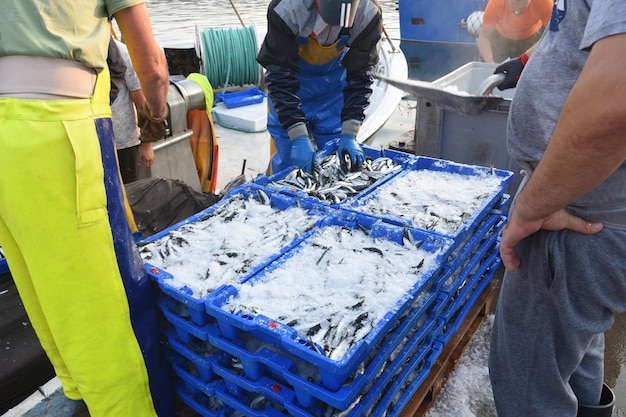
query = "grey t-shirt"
(111, 39, 142, 150)
(508, 0, 626, 206)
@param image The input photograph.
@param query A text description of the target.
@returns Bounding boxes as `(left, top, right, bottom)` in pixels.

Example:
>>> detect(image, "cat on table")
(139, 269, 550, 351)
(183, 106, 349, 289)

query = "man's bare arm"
(115, 4, 169, 120)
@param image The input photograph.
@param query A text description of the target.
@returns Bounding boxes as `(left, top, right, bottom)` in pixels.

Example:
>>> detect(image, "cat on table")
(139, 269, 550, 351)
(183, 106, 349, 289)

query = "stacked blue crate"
(202, 214, 454, 416)
(209, 294, 440, 413)
(163, 343, 232, 417)
(140, 184, 331, 328)
(433, 213, 506, 321)
(138, 184, 333, 415)
(382, 191, 510, 415)
(334, 156, 511, 412)
(149, 155, 513, 416)
(344, 216, 507, 417)
(374, 258, 503, 417)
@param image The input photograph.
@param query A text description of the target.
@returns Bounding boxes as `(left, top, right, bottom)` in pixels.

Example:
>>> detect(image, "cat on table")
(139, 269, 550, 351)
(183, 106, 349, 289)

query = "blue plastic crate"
(344, 325, 443, 417)
(139, 183, 328, 246)
(380, 341, 445, 417)
(165, 343, 230, 415)
(151, 212, 447, 408)
(156, 294, 213, 344)
(216, 86, 266, 109)
(0, 258, 8, 275)
(436, 215, 504, 300)
(148, 265, 213, 327)
(383, 262, 502, 417)
(175, 381, 232, 417)
(205, 215, 454, 392)
(207, 292, 439, 411)
(436, 241, 499, 325)
(161, 327, 222, 382)
(437, 255, 501, 347)
(495, 193, 511, 215)
(425, 213, 502, 318)
(164, 346, 223, 395)
(213, 315, 441, 417)
(253, 140, 414, 207)
(439, 212, 505, 274)
(344, 156, 513, 241)
(140, 184, 330, 327)
(214, 380, 295, 417)
(213, 361, 313, 417)
(437, 251, 498, 337)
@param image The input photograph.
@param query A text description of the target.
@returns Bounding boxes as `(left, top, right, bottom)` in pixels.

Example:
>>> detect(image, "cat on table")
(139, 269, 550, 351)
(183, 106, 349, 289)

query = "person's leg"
(490, 228, 626, 416)
(570, 334, 605, 405)
(116, 144, 140, 184)
(0, 97, 174, 417)
(0, 217, 82, 398)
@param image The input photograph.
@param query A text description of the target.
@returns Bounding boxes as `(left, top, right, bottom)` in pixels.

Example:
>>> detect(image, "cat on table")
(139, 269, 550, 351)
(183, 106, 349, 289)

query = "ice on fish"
(222, 225, 444, 361)
(354, 170, 503, 235)
(138, 193, 323, 298)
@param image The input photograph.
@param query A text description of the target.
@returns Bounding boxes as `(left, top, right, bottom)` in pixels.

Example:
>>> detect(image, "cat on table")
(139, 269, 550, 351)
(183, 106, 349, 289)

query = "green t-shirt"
(0, 0, 145, 72)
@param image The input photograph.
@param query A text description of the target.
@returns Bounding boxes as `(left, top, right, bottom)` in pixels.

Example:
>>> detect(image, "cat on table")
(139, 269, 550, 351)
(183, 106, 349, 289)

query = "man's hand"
(338, 134, 365, 172)
(499, 208, 603, 272)
(494, 53, 528, 90)
(137, 107, 167, 143)
(290, 135, 315, 173)
(137, 143, 154, 168)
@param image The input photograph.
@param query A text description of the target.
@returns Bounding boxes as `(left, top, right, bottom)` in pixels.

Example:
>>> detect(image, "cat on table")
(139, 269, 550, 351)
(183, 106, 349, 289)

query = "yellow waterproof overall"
(0, 67, 174, 416)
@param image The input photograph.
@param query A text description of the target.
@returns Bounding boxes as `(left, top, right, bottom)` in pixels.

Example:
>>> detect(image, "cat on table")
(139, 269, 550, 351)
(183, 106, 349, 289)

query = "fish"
(266, 154, 401, 204)
(137, 192, 323, 298)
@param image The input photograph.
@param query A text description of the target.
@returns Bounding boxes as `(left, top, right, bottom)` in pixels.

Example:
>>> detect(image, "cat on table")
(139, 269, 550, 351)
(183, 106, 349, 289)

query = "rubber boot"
(577, 383, 615, 417)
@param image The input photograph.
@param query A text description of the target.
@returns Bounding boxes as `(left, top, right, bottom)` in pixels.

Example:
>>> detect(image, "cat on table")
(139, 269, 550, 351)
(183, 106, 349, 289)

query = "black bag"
(126, 177, 221, 238)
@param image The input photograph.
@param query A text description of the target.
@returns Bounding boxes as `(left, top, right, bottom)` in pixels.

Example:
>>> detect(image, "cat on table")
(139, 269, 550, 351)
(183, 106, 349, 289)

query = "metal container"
(413, 61, 522, 194)
(137, 79, 208, 192)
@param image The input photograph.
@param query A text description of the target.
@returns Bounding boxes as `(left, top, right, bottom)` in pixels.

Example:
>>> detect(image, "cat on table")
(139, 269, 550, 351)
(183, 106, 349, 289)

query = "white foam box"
(211, 98, 267, 132)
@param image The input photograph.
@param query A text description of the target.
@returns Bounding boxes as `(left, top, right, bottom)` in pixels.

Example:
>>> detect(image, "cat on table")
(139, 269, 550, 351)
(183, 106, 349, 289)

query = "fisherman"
(257, 0, 382, 174)
(478, 0, 552, 63)
(0, 1, 174, 416)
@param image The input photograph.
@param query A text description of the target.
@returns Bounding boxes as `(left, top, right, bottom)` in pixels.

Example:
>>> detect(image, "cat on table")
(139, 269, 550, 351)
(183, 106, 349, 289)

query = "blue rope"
(200, 25, 259, 92)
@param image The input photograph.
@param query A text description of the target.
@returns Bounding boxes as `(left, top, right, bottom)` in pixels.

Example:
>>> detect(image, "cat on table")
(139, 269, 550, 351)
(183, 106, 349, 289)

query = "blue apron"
(268, 35, 349, 173)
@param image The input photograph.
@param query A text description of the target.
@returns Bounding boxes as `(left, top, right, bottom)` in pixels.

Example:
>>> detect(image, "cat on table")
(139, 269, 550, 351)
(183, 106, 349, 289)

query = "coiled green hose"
(199, 25, 259, 92)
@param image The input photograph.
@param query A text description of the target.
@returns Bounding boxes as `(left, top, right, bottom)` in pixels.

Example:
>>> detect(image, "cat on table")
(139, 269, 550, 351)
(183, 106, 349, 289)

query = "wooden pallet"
(399, 272, 502, 417)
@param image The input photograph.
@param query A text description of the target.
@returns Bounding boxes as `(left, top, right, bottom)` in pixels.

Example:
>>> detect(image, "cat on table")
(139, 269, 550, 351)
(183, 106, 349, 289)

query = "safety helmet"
(318, 0, 361, 28)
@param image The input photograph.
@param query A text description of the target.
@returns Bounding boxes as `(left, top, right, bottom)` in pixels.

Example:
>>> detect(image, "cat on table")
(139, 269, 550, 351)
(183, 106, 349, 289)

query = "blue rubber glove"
(338, 134, 365, 172)
(290, 135, 315, 173)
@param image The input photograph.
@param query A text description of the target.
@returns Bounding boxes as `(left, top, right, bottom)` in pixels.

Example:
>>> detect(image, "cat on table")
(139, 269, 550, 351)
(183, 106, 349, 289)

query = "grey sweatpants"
(489, 225, 626, 416)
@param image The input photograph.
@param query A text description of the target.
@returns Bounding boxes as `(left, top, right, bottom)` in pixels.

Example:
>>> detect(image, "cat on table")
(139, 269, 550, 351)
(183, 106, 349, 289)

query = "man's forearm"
(115, 4, 169, 119)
